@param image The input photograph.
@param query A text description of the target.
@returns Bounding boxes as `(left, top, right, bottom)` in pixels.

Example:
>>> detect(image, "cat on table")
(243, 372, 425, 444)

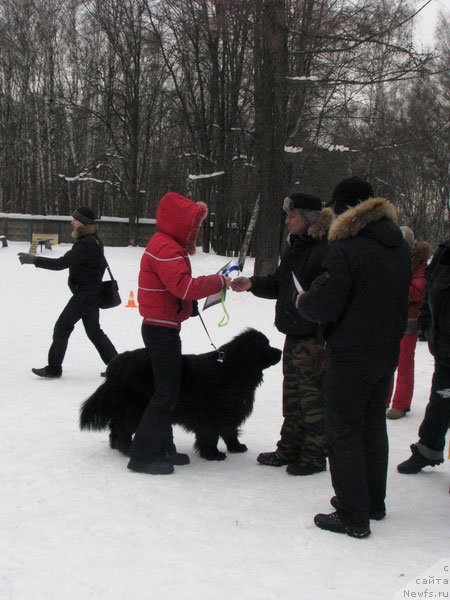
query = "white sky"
(414, 0, 448, 48)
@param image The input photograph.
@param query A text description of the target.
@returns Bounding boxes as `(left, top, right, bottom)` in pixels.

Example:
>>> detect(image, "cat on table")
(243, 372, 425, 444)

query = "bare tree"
(253, 0, 288, 275)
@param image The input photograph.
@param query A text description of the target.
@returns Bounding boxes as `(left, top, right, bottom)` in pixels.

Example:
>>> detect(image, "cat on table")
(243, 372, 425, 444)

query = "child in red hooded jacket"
(128, 192, 230, 475)
(386, 227, 431, 419)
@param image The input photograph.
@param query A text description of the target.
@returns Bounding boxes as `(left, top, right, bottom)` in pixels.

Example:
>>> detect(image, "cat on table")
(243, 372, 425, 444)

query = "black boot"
(127, 455, 174, 475)
(397, 444, 442, 474)
(314, 511, 371, 538)
(165, 442, 190, 466)
(330, 496, 386, 520)
(257, 451, 292, 467)
(32, 366, 62, 378)
(286, 463, 326, 476)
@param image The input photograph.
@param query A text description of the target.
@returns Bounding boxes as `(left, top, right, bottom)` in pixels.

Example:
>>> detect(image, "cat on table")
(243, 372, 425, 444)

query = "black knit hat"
(332, 177, 374, 215)
(73, 207, 97, 225)
(283, 192, 322, 212)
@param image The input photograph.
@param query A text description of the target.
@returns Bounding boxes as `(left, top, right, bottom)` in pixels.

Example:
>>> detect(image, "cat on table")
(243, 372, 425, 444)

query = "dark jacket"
(34, 225, 106, 294)
(298, 198, 411, 363)
(418, 240, 450, 363)
(250, 208, 333, 338)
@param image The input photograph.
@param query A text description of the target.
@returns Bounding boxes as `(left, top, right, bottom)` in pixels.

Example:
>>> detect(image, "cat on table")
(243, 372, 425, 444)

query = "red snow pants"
(386, 334, 418, 411)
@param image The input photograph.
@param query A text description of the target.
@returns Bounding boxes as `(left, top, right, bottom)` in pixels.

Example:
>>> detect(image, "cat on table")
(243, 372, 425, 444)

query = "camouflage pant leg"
(276, 337, 327, 465)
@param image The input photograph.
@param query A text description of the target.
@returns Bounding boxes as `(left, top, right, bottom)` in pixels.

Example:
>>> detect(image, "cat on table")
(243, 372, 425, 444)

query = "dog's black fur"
(80, 328, 281, 460)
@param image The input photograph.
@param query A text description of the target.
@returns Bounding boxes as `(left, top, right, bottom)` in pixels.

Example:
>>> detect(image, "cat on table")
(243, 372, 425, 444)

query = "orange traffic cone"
(125, 290, 138, 308)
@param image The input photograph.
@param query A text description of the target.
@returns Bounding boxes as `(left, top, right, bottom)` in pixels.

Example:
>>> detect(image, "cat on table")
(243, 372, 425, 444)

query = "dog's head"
(220, 328, 282, 372)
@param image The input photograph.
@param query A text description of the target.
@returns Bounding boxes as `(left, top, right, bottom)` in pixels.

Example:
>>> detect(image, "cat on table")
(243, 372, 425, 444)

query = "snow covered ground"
(1, 240, 448, 600)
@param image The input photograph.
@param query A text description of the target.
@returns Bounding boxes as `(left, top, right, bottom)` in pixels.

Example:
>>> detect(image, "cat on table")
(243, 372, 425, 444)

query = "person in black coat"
(231, 193, 333, 476)
(397, 239, 450, 473)
(18, 207, 117, 378)
(296, 177, 411, 538)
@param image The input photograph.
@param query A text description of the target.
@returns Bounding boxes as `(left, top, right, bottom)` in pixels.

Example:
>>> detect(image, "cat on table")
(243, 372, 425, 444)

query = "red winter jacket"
(138, 192, 226, 329)
(407, 241, 431, 318)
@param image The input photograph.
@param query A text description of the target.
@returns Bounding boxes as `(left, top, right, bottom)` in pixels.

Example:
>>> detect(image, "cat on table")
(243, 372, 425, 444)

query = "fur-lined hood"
(329, 197, 398, 243)
(308, 207, 334, 240)
(412, 240, 431, 271)
(71, 224, 97, 239)
(288, 207, 334, 246)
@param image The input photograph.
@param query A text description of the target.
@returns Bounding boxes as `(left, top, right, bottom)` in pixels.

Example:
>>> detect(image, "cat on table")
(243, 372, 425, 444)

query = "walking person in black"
(18, 207, 117, 378)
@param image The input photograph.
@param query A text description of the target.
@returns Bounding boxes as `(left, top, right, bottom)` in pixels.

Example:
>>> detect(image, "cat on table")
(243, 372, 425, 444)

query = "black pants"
(417, 361, 450, 456)
(128, 324, 182, 461)
(324, 360, 393, 527)
(48, 292, 117, 369)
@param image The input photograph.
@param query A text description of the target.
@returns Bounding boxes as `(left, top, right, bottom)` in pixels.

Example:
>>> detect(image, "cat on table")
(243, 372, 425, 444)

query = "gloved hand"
(18, 252, 36, 265)
(417, 329, 429, 342)
(191, 299, 199, 317)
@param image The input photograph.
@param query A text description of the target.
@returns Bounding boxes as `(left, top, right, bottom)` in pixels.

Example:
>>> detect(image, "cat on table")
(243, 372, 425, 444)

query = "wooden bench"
(29, 233, 59, 253)
(0, 235, 7, 248)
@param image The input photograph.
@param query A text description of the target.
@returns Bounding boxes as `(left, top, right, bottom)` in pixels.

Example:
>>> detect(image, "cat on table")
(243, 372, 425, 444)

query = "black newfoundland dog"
(80, 328, 281, 460)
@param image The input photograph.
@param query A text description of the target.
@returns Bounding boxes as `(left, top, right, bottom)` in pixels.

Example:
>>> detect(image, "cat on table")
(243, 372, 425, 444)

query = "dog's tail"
(79, 382, 111, 430)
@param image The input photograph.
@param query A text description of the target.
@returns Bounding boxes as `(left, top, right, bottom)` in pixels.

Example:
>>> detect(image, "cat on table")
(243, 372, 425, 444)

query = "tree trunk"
(253, 0, 287, 276)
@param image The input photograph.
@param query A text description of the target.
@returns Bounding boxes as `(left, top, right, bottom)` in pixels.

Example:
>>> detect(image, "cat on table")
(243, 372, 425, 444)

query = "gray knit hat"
(73, 207, 96, 225)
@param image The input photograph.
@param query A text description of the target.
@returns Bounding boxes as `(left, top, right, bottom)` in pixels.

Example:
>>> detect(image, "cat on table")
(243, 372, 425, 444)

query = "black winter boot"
(314, 511, 371, 538)
(397, 444, 443, 474)
(127, 455, 174, 475)
(32, 366, 62, 378)
(257, 451, 292, 467)
(330, 496, 386, 520)
(168, 452, 190, 465)
(286, 463, 326, 476)
(165, 443, 190, 466)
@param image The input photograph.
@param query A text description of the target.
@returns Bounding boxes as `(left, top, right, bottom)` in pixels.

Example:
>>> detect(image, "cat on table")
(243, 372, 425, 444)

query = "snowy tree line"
(0, 0, 448, 270)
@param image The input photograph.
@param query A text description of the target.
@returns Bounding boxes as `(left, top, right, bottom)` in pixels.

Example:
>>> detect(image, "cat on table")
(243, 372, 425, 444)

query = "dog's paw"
(227, 442, 248, 453)
(109, 433, 132, 455)
(200, 449, 227, 461)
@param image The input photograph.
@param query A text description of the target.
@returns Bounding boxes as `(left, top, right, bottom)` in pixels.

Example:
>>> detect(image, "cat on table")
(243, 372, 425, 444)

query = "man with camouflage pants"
(231, 192, 332, 475)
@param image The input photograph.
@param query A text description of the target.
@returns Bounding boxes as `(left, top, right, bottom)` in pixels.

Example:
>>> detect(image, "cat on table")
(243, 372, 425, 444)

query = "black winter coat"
(34, 228, 106, 294)
(250, 208, 333, 337)
(298, 198, 411, 363)
(419, 240, 450, 363)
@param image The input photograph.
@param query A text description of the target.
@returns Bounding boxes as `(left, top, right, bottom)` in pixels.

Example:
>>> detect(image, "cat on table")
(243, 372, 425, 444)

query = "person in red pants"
(386, 227, 431, 419)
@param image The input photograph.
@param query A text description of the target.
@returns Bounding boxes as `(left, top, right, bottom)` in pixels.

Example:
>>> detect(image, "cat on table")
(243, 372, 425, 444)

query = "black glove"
(18, 252, 36, 265)
(417, 329, 429, 342)
(191, 299, 199, 317)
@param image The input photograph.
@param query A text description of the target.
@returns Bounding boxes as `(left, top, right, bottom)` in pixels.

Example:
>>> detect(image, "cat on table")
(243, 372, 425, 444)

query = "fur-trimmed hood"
(288, 207, 334, 246)
(307, 207, 334, 240)
(329, 197, 400, 246)
(412, 240, 431, 271)
(156, 192, 207, 255)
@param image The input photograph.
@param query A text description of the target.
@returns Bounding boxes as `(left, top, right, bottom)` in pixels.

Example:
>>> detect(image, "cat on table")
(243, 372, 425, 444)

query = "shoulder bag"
(95, 238, 122, 309)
